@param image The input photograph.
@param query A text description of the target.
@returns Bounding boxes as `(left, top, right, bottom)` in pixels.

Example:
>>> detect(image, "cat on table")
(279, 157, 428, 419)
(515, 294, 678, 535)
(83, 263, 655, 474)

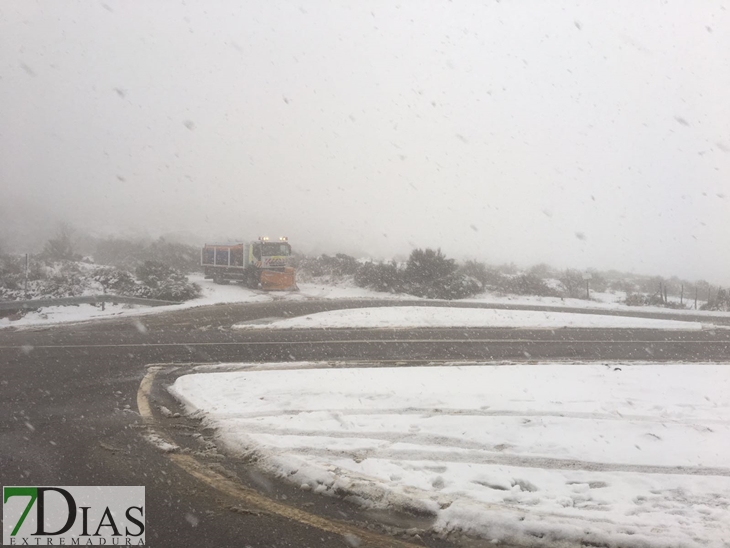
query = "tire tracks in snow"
(204, 406, 730, 425)
(255, 440, 730, 477)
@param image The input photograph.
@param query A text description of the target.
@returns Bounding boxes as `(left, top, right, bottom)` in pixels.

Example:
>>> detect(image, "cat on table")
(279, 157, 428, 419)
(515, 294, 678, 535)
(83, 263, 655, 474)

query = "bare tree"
(43, 222, 77, 261)
(560, 269, 585, 299)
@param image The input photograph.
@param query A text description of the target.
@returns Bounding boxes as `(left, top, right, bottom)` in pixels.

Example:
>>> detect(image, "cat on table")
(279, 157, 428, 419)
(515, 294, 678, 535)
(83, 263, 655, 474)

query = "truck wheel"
(245, 271, 259, 289)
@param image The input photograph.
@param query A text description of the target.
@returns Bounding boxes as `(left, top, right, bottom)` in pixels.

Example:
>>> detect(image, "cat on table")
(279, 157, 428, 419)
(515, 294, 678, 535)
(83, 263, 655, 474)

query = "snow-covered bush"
(136, 261, 182, 288)
(93, 266, 138, 294)
(1, 256, 201, 304)
(500, 273, 558, 297)
(457, 261, 557, 297)
(135, 261, 200, 301)
(701, 288, 730, 311)
(458, 260, 505, 290)
(406, 272, 482, 299)
(149, 279, 201, 301)
(559, 269, 587, 299)
(39, 262, 87, 297)
(623, 293, 647, 306)
(624, 292, 687, 309)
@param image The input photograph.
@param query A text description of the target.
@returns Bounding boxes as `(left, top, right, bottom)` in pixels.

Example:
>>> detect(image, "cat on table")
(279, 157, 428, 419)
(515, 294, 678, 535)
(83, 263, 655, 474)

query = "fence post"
(582, 273, 592, 300)
(24, 254, 29, 299)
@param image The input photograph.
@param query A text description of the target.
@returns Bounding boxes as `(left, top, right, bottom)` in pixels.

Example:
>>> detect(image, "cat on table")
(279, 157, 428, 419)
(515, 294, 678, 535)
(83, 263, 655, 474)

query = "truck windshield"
(262, 243, 290, 256)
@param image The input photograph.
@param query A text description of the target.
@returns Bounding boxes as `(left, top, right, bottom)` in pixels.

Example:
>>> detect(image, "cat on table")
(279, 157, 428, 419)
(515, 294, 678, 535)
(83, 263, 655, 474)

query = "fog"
(1, 1, 729, 283)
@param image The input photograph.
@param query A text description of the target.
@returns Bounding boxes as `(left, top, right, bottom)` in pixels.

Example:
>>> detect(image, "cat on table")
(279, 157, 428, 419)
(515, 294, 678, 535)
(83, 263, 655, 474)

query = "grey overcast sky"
(1, 1, 729, 282)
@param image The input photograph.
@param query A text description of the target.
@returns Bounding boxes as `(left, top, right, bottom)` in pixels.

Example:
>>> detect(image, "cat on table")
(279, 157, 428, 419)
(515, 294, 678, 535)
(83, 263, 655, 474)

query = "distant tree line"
(3, 223, 728, 308)
(298, 249, 726, 306)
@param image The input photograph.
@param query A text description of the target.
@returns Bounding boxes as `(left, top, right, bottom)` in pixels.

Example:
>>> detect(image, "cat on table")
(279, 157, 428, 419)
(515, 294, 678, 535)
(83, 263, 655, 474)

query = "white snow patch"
(233, 306, 706, 331)
(170, 363, 730, 547)
(0, 303, 141, 329)
(143, 432, 179, 453)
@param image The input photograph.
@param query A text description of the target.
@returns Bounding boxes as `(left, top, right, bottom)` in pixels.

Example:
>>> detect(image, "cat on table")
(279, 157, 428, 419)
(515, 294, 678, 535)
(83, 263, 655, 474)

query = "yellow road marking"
(136, 367, 425, 548)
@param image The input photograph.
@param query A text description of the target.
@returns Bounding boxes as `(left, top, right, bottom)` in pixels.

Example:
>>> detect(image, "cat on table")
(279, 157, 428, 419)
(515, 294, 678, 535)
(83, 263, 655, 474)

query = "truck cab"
(250, 239, 291, 270)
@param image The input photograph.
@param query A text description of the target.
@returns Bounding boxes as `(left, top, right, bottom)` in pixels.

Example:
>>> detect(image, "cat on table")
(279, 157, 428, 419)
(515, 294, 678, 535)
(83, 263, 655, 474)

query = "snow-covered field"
(2, 274, 728, 330)
(170, 363, 730, 547)
(234, 306, 708, 331)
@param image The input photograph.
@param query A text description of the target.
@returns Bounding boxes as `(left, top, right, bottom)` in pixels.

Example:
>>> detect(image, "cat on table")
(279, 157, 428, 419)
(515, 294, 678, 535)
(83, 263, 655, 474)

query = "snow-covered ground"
(170, 363, 730, 547)
(465, 290, 730, 318)
(0, 275, 408, 329)
(233, 306, 708, 331)
(2, 274, 728, 330)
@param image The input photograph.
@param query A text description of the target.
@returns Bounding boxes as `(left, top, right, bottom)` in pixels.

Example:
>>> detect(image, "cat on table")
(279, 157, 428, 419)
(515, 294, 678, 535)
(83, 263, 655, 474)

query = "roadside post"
(24, 253, 29, 298)
(582, 272, 592, 299)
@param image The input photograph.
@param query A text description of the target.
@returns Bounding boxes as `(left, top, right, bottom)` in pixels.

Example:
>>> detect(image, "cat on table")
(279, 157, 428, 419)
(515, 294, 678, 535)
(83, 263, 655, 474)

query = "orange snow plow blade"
(260, 267, 298, 291)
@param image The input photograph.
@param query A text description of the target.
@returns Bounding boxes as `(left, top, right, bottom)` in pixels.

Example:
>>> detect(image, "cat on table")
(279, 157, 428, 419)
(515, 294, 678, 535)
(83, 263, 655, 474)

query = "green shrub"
(404, 248, 457, 285)
(354, 262, 404, 293)
(407, 272, 482, 299)
(298, 254, 360, 279)
(354, 249, 482, 300)
(0, 255, 23, 291)
(136, 261, 182, 288)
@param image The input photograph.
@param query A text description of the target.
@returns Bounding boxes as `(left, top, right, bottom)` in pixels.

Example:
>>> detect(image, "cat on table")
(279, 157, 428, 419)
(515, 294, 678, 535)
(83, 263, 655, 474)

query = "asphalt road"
(1, 299, 729, 547)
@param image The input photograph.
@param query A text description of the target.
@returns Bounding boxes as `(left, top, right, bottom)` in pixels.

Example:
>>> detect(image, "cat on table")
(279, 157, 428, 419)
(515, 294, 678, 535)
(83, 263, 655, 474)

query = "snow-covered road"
(171, 363, 730, 547)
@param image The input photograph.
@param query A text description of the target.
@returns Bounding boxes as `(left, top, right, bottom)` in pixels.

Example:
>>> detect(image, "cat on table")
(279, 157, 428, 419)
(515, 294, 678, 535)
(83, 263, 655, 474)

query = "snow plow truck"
(201, 237, 298, 291)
